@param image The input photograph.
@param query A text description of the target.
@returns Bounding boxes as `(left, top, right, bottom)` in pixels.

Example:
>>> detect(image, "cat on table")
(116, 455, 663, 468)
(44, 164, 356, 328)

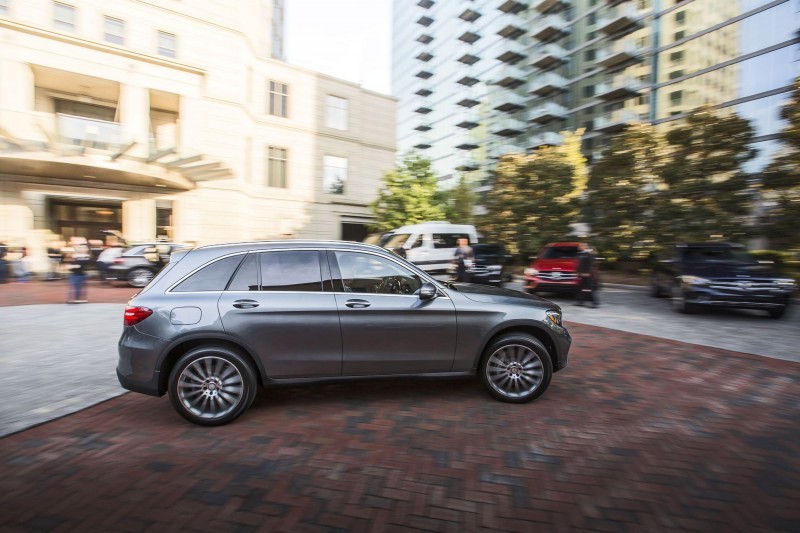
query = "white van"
(380, 222, 479, 273)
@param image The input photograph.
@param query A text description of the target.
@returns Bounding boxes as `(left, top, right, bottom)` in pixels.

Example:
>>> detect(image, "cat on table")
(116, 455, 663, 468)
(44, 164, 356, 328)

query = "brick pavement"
(0, 278, 138, 307)
(1, 323, 798, 531)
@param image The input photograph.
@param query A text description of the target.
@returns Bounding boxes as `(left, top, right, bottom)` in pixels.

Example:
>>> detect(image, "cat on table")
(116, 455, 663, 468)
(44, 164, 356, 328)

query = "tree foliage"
(586, 123, 667, 261)
(760, 77, 800, 249)
(438, 174, 476, 225)
(481, 146, 581, 257)
(369, 154, 445, 233)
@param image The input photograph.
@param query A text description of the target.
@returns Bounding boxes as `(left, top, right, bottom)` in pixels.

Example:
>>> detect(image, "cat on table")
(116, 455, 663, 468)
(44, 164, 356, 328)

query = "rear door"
(329, 250, 457, 375)
(217, 250, 342, 378)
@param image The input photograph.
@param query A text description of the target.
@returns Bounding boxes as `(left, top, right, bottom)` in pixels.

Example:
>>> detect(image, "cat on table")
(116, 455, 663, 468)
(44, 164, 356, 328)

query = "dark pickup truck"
(651, 243, 796, 318)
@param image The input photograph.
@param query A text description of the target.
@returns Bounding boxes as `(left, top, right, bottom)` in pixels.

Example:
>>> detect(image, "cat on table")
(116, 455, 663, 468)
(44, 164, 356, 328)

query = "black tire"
(767, 306, 786, 319)
(479, 334, 553, 403)
(671, 284, 696, 314)
(651, 276, 663, 298)
(168, 345, 258, 426)
(127, 267, 155, 288)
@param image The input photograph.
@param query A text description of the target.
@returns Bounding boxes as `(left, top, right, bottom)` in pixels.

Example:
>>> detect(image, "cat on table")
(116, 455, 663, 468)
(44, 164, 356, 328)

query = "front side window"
(54, 2, 75, 32)
(335, 251, 422, 295)
(432, 233, 469, 249)
(259, 251, 322, 292)
(269, 81, 288, 117)
(325, 95, 348, 130)
(323, 155, 347, 194)
(104, 16, 124, 45)
(158, 30, 177, 58)
(228, 254, 259, 291)
(266, 146, 287, 188)
(172, 255, 245, 292)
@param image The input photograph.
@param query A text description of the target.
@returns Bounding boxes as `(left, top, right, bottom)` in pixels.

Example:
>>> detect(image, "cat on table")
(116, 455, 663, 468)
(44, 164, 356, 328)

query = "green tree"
(481, 148, 580, 257)
(656, 108, 756, 243)
(438, 174, 476, 225)
(760, 77, 800, 249)
(586, 123, 668, 262)
(370, 154, 445, 233)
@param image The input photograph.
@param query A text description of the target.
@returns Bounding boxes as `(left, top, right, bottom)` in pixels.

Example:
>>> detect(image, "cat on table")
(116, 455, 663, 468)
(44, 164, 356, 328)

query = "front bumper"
(682, 282, 792, 310)
(524, 276, 579, 293)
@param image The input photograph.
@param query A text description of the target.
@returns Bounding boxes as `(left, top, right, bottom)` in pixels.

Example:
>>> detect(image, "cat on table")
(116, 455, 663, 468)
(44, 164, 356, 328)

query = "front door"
(330, 250, 457, 376)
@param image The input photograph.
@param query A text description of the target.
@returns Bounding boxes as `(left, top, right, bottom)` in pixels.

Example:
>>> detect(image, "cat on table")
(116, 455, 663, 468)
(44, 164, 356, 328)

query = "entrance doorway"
(48, 198, 122, 242)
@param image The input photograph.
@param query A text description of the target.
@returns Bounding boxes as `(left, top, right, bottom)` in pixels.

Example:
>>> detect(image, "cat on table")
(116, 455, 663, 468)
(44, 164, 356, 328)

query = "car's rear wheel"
(767, 306, 787, 319)
(168, 346, 257, 426)
(127, 267, 155, 288)
(480, 334, 552, 403)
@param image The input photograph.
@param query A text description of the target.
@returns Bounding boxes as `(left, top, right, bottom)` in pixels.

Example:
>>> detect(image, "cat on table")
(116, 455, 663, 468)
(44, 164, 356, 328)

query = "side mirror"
(419, 282, 437, 300)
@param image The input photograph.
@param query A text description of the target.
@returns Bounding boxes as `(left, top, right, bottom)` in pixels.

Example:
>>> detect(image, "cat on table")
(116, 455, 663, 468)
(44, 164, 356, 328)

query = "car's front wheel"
(480, 334, 553, 403)
(767, 306, 787, 319)
(127, 267, 155, 288)
(168, 345, 258, 426)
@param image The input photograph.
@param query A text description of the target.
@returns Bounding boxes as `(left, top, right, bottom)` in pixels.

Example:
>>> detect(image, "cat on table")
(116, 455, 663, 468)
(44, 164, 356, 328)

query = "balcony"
(415, 86, 433, 97)
(459, 8, 482, 22)
(528, 102, 568, 123)
(494, 92, 527, 112)
(416, 15, 433, 27)
(528, 131, 563, 148)
(496, 41, 527, 64)
(414, 105, 433, 114)
(456, 113, 480, 129)
(456, 159, 481, 171)
(415, 70, 433, 80)
(605, 0, 632, 5)
(492, 118, 526, 137)
(497, 23, 526, 39)
(457, 95, 481, 108)
(529, 43, 567, 69)
(416, 51, 434, 62)
(492, 64, 527, 88)
(498, 0, 528, 14)
(598, 4, 642, 38)
(414, 139, 432, 150)
(530, 0, 571, 13)
(414, 123, 433, 132)
(456, 74, 480, 87)
(490, 144, 524, 159)
(596, 40, 645, 69)
(455, 141, 479, 150)
(457, 51, 481, 65)
(458, 31, 481, 44)
(596, 76, 645, 100)
(417, 0, 434, 7)
(594, 109, 641, 132)
(528, 72, 568, 95)
(530, 14, 570, 41)
(416, 33, 434, 44)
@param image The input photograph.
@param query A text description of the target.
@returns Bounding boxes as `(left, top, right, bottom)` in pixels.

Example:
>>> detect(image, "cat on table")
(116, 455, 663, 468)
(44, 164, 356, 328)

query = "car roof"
(195, 240, 386, 255)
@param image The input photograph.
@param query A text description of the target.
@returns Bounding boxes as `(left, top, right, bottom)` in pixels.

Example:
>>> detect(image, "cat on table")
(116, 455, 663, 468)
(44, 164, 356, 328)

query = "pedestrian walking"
(14, 247, 32, 282)
(453, 238, 475, 282)
(66, 244, 91, 303)
(575, 244, 599, 308)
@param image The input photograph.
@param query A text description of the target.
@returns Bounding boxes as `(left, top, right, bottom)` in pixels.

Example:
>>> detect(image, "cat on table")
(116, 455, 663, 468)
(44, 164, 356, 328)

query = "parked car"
(447, 243, 510, 286)
(117, 240, 572, 426)
(109, 242, 191, 288)
(524, 242, 596, 295)
(375, 222, 479, 274)
(651, 242, 796, 318)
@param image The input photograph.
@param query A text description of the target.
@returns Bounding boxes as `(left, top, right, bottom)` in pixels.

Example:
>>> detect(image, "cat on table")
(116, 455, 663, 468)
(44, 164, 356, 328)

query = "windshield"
(540, 246, 579, 259)
(384, 233, 412, 249)
(684, 248, 756, 264)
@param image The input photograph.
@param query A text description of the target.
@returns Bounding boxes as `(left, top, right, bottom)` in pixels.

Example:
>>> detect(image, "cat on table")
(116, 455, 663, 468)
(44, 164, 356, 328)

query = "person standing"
(453, 238, 475, 283)
(575, 244, 599, 308)
(67, 244, 91, 303)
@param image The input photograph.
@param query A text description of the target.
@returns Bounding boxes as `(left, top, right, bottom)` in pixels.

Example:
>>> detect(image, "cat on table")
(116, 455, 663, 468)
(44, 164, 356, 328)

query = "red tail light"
(124, 306, 153, 326)
(113, 258, 124, 264)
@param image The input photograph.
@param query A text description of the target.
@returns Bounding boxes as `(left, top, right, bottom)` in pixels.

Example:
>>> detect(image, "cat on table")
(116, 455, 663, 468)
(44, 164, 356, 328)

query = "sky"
(284, 0, 393, 95)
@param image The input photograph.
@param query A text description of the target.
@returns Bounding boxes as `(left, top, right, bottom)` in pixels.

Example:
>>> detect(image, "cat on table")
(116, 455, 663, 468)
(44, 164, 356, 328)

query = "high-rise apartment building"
(393, 0, 799, 181)
(0, 0, 396, 271)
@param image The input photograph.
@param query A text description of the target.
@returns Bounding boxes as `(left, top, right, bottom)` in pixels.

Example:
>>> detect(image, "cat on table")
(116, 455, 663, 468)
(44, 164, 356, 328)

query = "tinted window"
(227, 253, 259, 291)
(684, 248, 755, 264)
(336, 251, 422, 295)
(173, 255, 245, 292)
(432, 233, 470, 248)
(260, 251, 322, 292)
(541, 246, 580, 259)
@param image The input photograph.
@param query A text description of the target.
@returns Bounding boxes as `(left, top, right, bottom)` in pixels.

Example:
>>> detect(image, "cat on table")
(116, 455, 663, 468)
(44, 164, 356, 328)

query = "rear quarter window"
(172, 254, 245, 292)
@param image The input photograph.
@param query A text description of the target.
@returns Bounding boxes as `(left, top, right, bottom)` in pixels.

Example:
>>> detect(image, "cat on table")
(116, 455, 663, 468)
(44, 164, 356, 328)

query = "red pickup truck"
(524, 242, 593, 295)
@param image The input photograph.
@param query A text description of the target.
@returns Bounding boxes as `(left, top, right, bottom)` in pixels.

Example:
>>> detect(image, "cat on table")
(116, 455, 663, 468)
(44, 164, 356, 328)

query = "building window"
(587, 13, 596, 26)
(670, 50, 684, 63)
(269, 81, 288, 117)
(266, 146, 287, 188)
(669, 70, 684, 80)
(323, 155, 347, 194)
(104, 16, 124, 45)
(583, 85, 595, 97)
(584, 49, 596, 61)
(53, 2, 76, 32)
(670, 90, 683, 105)
(675, 10, 686, 25)
(674, 30, 685, 41)
(325, 95, 348, 130)
(157, 31, 177, 58)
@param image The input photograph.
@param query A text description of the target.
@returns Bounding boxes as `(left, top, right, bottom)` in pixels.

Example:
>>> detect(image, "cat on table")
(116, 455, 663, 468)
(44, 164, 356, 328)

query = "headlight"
(545, 309, 562, 328)
(681, 275, 709, 285)
(775, 279, 797, 289)
(524, 267, 539, 276)
(488, 265, 502, 272)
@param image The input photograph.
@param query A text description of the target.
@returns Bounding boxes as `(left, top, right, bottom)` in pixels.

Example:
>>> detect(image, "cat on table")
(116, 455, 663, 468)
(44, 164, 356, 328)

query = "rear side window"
(228, 254, 259, 291)
(432, 233, 470, 248)
(259, 251, 322, 292)
(172, 254, 245, 292)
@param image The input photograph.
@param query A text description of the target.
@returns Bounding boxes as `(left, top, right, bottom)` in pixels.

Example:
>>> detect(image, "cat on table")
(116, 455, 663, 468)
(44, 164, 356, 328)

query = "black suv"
(651, 243, 796, 318)
(109, 242, 190, 288)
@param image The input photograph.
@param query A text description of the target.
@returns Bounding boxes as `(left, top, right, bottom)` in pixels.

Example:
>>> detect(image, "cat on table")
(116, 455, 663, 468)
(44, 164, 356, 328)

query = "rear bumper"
(117, 327, 169, 397)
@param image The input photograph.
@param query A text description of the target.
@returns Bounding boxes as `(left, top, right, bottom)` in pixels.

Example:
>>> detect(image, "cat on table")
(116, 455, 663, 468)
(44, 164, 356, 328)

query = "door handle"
(345, 299, 371, 309)
(233, 299, 259, 309)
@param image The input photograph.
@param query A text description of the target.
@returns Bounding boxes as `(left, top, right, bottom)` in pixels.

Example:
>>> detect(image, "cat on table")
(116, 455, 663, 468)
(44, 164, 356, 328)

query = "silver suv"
(117, 241, 572, 426)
